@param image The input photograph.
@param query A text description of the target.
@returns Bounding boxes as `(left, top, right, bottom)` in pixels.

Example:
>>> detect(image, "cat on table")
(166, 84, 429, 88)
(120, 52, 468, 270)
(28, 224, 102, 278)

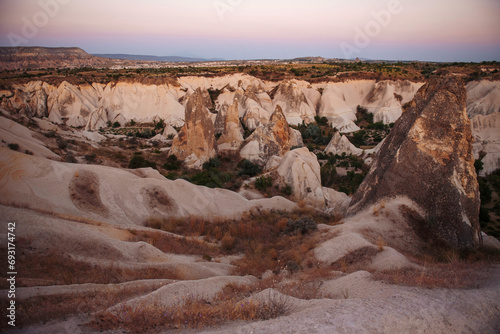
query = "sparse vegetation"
(128, 152, 157, 169)
(7, 143, 19, 151)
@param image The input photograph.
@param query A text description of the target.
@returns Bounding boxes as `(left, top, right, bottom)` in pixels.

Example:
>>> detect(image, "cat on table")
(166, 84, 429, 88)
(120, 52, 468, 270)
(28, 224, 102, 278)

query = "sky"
(0, 0, 499, 62)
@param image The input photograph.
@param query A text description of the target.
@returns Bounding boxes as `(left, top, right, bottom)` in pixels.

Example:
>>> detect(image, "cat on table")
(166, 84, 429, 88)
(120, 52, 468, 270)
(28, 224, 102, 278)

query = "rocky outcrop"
(216, 99, 244, 157)
(318, 80, 424, 132)
(240, 106, 292, 165)
(324, 132, 363, 156)
(364, 80, 424, 124)
(276, 148, 325, 209)
(466, 80, 500, 117)
(163, 124, 178, 138)
(169, 89, 216, 169)
(272, 80, 318, 125)
(85, 106, 108, 131)
(348, 77, 481, 250)
(467, 81, 500, 175)
(275, 147, 350, 212)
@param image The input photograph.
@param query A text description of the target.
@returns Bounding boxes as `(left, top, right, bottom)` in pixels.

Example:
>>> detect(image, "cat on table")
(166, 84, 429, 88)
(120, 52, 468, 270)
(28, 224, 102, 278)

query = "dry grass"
(1, 285, 164, 329)
(89, 284, 293, 332)
(145, 210, 341, 277)
(0, 242, 179, 289)
(374, 246, 500, 289)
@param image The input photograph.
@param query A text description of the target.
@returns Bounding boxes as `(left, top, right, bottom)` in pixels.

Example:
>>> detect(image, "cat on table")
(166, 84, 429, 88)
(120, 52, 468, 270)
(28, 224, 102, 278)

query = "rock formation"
(348, 76, 481, 250)
(272, 80, 318, 125)
(275, 147, 351, 211)
(240, 105, 292, 165)
(216, 99, 244, 157)
(318, 80, 424, 132)
(324, 132, 363, 156)
(467, 80, 500, 175)
(163, 124, 178, 138)
(276, 148, 326, 209)
(168, 88, 216, 169)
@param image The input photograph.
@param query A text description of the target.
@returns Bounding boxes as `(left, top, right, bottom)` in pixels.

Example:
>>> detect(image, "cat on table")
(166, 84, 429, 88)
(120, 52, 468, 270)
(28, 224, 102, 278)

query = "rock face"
(272, 80, 318, 125)
(216, 99, 244, 157)
(276, 148, 325, 209)
(348, 77, 481, 250)
(169, 89, 216, 169)
(318, 80, 424, 133)
(324, 132, 363, 156)
(240, 106, 292, 165)
(467, 81, 500, 175)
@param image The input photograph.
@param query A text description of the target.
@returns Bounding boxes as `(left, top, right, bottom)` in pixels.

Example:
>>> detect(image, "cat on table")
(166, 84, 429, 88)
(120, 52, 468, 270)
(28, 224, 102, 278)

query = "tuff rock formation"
(467, 80, 500, 175)
(216, 99, 244, 157)
(275, 147, 351, 211)
(348, 76, 481, 250)
(272, 80, 318, 125)
(168, 88, 216, 169)
(318, 80, 424, 133)
(276, 148, 326, 209)
(239, 105, 292, 165)
(324, 132, 363, 156)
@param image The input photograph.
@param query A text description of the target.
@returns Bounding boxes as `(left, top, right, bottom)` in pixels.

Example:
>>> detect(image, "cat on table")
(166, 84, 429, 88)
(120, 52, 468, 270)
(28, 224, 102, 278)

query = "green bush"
(255, 175, 273, 191)
(190, 170, 231, 189)
(285, 217, 317, 235)
(282, 184, 293, 196)
(321, 164, 338, 188)
(479, 179, 492, 204)
(163, 155, 181, 171)
(128, 155, 157, 169)
(238, 159, 262, 177)
(112, 121, 121, 128)
(8, 143, 19, 151)
(203, 157, 221, 170)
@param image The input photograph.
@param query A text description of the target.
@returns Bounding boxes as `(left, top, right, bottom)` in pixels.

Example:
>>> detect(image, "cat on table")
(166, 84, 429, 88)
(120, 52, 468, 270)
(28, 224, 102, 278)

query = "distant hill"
(0, 47, 115, 70)
(94, 54, 225, 63)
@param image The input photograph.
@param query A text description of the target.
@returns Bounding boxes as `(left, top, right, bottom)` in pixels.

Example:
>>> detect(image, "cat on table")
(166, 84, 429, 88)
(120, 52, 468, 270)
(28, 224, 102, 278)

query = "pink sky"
(0, 0, 499, 61)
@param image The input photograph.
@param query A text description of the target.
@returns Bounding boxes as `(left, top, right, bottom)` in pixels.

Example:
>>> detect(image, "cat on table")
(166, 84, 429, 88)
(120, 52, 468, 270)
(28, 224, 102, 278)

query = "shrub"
(303, 124, 321, 140)
(314, 116, 329, 126)
(238, 159, 262, 177)
(255, 175, 273, 191)
(321, 164, 338, 188)
(128, 155, 157, 169)
(282, 184, 293, 196)
(221, 232, 235, 251)
(163, 155, 181, 171)
(190, 170, 231, 188)
(84, 153, 97, 162)
(56, 138, 67, 150)
(154, 119, 165, 130)
(475, 160, 484, 173)
(285, 217, 317, 235)
(8, 143, 19, 151)
(112, 121, 121, 128)
(203, 157, 221, 170)
(479, 179, 492, 204)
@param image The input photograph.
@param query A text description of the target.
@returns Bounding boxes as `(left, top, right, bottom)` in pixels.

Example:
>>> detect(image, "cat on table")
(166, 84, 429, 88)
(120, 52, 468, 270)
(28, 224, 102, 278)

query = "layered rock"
(324, 132, 363, 156)
(471, 112, 500, 176)
(239, 106, 292, 165)
(169, 89, 216, 169)
(216, 99, 244, 157)
(276, 148, 325, 208)
(467, 81, 500, 175)
(364, 80, 424, 124)
(348, 77, 481, 250)
(272, 80, 318, 125)
(275, 147, 351, 212)
(318, 80, 423, 132)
